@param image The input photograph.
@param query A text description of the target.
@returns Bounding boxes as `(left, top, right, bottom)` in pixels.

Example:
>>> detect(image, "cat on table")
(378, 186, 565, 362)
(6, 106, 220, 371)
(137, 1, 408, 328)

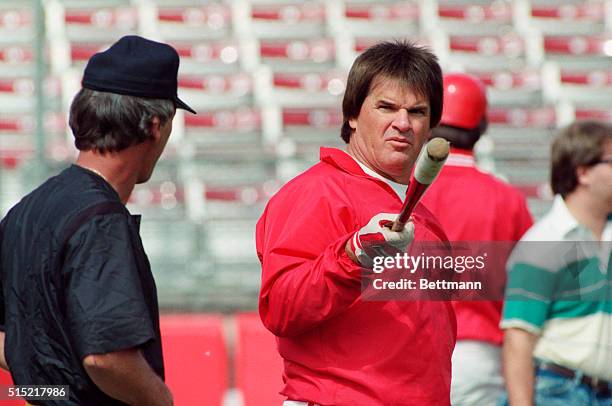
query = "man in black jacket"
(0, 35, 195, 406)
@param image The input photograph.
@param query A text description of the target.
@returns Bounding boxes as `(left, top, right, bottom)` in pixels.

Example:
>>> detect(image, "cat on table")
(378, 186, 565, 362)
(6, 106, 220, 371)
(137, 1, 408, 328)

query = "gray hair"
(69, 88, 176, 153)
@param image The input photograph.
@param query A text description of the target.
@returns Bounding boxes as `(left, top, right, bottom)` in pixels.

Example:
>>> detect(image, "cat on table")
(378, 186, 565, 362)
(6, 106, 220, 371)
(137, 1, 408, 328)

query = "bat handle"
(391, 219, 405, 232)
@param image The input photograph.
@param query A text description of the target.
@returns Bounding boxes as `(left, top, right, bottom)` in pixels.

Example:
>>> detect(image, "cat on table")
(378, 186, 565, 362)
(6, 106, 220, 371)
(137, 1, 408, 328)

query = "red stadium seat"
(470, 69, 541, 91)
(270, 71, 345, 108)
(160, 314, 228, 406)
(343, 0, 420, 38)
(234, 312, 285, 406)
(248, 2, 326, 39)
(574, 107, 612, 121)
(488, 106, 556, 127)
(527, 2, 605, 35)
(446, 32, 528, 70)
(69, 41, 111, 65)
(0, 369, 22, 405)
(437, 2, 513, 34)
(178, 73, 253, 110)
(0, 8, 31, 31)
(466, 68, 542, 106)
(282, 107, 342, 128)
(0, 43, 33, 65)
(560, 69, 612, 86)
(184, 108, 261, 132)
(543, 34, 611, 56)
(259, 38, 336, 72)
(157, 4, 231, 40)
(62, 5, 138, 41)
(171, 39, 241, 74)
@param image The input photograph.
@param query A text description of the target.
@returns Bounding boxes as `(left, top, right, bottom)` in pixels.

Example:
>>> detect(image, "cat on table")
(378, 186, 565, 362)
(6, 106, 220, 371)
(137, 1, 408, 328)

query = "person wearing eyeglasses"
(501, 120, 612, 406)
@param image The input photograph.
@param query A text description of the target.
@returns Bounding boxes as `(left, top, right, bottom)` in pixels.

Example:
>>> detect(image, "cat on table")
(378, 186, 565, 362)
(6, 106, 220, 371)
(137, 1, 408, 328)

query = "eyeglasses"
(593, 157, 612, 165)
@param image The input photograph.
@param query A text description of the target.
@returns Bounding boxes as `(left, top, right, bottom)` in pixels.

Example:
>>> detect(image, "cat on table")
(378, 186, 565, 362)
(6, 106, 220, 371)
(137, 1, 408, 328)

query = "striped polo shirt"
(501, 195, 612, 380)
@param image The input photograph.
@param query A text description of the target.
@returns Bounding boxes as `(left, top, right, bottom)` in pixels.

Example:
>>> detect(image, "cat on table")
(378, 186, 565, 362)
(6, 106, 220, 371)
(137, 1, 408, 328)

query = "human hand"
(346, 213, 415, 267)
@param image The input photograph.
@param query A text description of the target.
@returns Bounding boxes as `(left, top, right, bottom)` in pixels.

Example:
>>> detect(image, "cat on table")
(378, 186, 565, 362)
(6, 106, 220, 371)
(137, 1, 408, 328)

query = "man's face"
(583, 140, 612, 210)
(347, 76, 431, 184)
(138, 115, 174, 184)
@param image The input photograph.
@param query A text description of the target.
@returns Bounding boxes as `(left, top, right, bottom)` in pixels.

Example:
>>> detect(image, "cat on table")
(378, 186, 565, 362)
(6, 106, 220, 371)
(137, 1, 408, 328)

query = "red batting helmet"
(440, 73, 487, 130)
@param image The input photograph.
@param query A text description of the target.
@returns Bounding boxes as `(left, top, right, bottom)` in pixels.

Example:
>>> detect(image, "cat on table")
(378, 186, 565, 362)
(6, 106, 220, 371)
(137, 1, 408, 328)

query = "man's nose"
(392, 109, 411, 132)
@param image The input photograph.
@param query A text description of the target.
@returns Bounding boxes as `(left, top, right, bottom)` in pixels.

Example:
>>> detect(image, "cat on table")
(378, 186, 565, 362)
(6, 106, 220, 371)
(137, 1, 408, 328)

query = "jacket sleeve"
(513, 194, 534, 241)
(256, 181, 363, 337)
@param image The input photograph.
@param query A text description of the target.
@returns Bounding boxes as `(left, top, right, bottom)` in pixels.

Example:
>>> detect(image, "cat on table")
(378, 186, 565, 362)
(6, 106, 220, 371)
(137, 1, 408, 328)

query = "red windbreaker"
(256, 147, 456, 406)
(421, 148, 533, 344)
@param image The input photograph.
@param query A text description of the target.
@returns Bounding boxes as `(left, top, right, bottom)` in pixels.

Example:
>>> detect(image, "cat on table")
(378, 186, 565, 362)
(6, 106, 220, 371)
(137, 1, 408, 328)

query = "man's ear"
(349, 117, 357, 130)
(150, 117, 161, 141)
(576, 165, 591, 186)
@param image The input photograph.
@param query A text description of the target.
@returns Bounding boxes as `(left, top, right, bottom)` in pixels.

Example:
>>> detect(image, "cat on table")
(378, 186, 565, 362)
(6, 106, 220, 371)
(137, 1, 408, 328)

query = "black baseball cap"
(82, 35, 196, 114)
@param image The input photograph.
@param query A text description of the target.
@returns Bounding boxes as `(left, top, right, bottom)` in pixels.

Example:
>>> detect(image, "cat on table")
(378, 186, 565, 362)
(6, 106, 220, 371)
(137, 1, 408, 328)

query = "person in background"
(0, 35, 196, 406)
(421, 73, 533, 405)
(501, 120, 611, 405)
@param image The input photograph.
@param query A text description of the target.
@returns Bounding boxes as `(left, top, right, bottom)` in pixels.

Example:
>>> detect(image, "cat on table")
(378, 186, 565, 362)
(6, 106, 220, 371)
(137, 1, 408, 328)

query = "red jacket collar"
(320, 147, 368, 176)
(319, 147, 402, 198)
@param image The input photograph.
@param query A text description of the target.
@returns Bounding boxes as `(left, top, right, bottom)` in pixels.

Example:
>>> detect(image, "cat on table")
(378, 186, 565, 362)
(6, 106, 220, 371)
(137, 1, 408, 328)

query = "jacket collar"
(445, 147, 475, 168)
(320, 147, 368, 176)
(319, 147, 404, 199)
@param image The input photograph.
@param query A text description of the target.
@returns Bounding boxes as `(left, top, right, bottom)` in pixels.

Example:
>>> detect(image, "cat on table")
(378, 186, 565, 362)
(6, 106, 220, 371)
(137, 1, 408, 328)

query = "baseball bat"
(391, 137, 450, 231)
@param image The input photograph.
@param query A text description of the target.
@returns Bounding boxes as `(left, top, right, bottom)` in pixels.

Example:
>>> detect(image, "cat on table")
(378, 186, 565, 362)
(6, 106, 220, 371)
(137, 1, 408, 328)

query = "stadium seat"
(0, 6, 33, 43)
(178, 72, 253, 110)
(160, 314, 228, 406)
(241, 1, 327, 40)
(485, 106, 556, 186)
(542, 34, 612, 69)
(234, 312, 285, 406)
(61, 4, 138, 41)
(542, 64, 612, 105)
(524, 1, 605, 35)
(436, 1, 514, 35)
(0, 43, 33, 77)
(281, 106, 343, 149)
(339, 1, 420, 38)
(468, 68, 543, 106)
(183, 107, 262, 147)
(171, 39, 243, 74)
(574, 106, 612, 121)
(259, 37, 336, 73)
(446, 32, 529, 70)
(0, 369, 22, 405)
(269, 70, 345, 108)
(156, 4, 232, 41)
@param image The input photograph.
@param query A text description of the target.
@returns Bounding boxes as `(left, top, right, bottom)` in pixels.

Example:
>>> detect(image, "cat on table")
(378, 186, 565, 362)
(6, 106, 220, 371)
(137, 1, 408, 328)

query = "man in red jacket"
(256, 41, 456, 405)
(421, 73, 533, 405)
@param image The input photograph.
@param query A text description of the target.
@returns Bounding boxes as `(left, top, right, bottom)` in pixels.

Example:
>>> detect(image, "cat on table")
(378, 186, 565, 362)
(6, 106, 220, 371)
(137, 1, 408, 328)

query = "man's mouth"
(386, 136, 411, 148)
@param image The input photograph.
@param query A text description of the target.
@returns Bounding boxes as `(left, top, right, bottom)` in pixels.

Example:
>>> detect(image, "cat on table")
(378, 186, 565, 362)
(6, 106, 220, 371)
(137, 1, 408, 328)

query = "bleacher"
(1, 0, 611, 309)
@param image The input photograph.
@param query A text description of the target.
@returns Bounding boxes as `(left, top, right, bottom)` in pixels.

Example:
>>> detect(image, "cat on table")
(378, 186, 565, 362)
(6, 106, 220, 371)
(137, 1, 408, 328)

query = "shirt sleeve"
(501, 258, 555, 335)
(256, 181, 363, 338)
(62, 213, 156, 360)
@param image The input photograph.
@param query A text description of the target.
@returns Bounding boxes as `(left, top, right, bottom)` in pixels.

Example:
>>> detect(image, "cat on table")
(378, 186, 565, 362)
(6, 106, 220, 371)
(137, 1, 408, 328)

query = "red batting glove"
(348, 213, 415, 268)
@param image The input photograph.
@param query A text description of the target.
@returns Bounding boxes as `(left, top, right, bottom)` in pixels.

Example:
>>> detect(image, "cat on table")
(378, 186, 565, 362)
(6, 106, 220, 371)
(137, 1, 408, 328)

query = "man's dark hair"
(69, 89, 176, 154)
(340, 40, 443, 143)
(551, 120, 612, 197)
(431, 118, 488, 150)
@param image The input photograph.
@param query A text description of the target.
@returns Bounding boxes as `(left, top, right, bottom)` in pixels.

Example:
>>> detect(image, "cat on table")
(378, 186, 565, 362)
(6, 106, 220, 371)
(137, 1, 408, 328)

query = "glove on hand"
(349, 213, 415, 268)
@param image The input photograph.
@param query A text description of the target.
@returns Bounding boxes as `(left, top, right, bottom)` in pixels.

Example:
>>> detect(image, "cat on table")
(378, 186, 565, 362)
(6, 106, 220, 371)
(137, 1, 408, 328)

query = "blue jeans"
(498, 369, 612, 406)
